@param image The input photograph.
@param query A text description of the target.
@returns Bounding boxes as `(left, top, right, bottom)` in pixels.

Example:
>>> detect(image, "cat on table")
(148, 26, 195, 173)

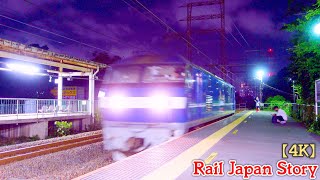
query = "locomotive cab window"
(142, 65, 185, 83)
(104, 66, 142, 84)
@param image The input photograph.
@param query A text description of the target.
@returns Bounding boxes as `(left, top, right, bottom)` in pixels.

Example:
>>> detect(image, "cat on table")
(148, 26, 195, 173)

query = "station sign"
(50, 86, 77, 97)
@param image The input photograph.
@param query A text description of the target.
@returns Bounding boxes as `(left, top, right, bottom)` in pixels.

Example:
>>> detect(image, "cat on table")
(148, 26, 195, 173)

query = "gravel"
(0, 141, 113, 180)
(0, 130, 102, 152)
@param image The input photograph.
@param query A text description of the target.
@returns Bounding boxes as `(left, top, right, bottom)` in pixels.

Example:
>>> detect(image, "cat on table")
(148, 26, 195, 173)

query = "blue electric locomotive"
(98, 54, 235, 160)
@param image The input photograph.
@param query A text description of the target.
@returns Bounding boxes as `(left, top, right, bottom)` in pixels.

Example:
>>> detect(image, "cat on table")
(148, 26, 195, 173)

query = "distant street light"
(314, 23, 320, 35)
(289, 78, 295, 103)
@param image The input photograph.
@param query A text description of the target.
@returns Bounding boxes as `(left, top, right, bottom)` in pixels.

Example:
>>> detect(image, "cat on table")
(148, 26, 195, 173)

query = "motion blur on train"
(98, 54, 235, 160)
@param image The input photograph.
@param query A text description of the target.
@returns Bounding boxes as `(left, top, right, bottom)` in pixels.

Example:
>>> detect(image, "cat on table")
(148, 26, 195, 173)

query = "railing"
(236, 103, 247, 111)
(0, 98, 90, 120)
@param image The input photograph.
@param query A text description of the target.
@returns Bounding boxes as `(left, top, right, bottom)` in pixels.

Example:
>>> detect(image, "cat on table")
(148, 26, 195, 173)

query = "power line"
(225, 27, 244, 48)
(23, 0, 145, 52)
(263, 83, 293, 96)
(123, 0, 157, 24)
(0, 23, 64, 44)
(232, 21, 250, 47)
(0, 14, 117, 55)
(219, 32, 234, 47)
(24, 0, 238, 83)
(129, 0, 237, 82)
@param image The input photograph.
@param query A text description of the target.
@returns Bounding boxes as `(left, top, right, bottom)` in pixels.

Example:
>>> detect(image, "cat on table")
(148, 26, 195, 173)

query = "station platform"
(75, 111, 320, 180)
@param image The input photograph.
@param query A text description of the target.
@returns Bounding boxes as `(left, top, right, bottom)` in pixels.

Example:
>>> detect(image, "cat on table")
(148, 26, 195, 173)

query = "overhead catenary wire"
(1, 1, 239, 84)
(225, 27, 244, 48)
(263, 83, 294, 96)
(122, 0, 157, 25)
(23, 0, 147, 52)
(0, 23, 64, 44)
(31, 0, 240, 84)
(232, 21, 250, 47)
(219, 32, 234, 47)
(0, 14, 120, 56)
(128, 0, 238, 83)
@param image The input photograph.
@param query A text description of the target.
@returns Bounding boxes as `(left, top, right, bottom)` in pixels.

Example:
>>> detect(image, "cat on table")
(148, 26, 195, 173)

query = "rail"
(0, 133, 102, 165)
(0, 98, 90, 120)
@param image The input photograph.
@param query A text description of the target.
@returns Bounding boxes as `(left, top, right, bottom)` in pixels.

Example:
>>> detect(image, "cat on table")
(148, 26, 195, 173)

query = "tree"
(91, 52, 121, 65)
(283, 1, 320, 104)
(91, 52, 121, 99)
(91, 52, 121, 78)
(263, 67, 292, 101)
(286, 0, 316, 17)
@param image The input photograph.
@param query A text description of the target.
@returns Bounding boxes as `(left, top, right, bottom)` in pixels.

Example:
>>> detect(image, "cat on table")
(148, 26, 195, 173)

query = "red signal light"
(268, 48, 273, 53)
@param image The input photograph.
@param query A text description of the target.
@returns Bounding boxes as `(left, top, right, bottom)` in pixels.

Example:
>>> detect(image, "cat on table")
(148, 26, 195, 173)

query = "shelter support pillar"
(58, 67, 63, 109)
(89, 71, 95, 119)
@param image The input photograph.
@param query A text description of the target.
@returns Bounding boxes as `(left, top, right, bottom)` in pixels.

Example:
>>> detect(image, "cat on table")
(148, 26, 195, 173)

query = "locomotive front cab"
(98, 58, 188, 159)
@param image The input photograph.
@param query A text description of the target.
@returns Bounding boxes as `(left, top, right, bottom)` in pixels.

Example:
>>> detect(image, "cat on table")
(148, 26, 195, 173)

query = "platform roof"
(0, 38, 107, 72)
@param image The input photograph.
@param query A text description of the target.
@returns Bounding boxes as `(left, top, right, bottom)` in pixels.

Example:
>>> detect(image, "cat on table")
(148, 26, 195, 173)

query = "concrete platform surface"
(75, 111, 320, 180)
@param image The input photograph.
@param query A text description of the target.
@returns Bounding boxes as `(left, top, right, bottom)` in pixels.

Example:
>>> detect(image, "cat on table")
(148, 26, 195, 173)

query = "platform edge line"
(140, 111, 253, 180)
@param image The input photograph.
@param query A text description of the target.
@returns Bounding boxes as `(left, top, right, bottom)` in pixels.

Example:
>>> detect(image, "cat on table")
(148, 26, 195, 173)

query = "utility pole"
(260, 81, 263, 103)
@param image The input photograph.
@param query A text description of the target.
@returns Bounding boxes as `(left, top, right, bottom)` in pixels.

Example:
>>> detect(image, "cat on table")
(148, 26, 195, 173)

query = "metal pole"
(16, 99, 18, 119)
(36, 99, 38, 118)
(58, 67, 63, 111)
(315, 80, 318, 121)
(293, 80, 295, 103)
(260, 81, 262, 103)
(89, 71, 94, 118)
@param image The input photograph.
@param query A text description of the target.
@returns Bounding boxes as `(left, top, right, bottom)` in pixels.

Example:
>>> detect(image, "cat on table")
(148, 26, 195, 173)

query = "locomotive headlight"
(98, 91, 106, 98)
(110, 95, 126, 109)
(151, 95, 169, 109)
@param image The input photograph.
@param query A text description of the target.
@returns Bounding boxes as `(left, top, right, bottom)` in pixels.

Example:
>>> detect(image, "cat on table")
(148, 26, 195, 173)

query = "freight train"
(98, 55, 235, 160)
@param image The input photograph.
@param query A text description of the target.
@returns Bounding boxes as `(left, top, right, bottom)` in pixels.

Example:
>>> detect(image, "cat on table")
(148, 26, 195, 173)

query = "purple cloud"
(0, 0, 288, 63)
(236, 10, 275, 36)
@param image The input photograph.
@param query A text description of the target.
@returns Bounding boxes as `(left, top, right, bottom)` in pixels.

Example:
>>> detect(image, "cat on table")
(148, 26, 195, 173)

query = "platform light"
(314, 23, 320, 35)
(6, 63, 40, 75)
(0, 67, 12, 72)
(256, 70, 264, 81)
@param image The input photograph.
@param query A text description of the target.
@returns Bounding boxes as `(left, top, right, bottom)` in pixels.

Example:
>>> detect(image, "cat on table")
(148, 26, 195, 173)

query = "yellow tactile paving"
(141, 111, 253, 180)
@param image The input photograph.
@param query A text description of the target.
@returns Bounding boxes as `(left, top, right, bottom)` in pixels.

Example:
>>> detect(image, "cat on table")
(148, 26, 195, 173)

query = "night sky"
(0, 0, 295, 98)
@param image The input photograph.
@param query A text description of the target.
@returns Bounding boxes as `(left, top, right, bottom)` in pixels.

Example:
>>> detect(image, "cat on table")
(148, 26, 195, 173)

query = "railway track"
(0, 133, 103, 166)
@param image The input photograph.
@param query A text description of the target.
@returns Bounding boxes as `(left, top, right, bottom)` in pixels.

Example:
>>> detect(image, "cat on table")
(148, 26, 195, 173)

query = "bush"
(265, 95, 287, 107)
(29, 135, 40, 141)
(307, 118, 320, 135)
(265, 95, 292, 115)
(84, 112, 102, 131)
(0, 135, 40, 146)
(55, 121, 73, 137)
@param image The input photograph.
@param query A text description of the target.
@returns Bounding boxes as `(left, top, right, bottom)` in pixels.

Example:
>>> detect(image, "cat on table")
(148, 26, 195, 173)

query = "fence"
(0, 98, 90, 120)
(236, 103, 247, 111)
